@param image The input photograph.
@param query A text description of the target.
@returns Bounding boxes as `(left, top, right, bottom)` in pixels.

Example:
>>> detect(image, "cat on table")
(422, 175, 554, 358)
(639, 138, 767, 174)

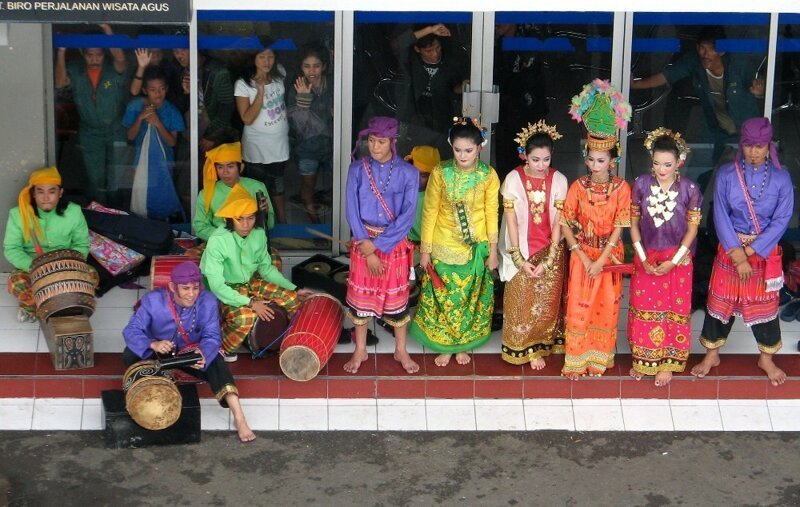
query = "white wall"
(0, 23, 48, 271)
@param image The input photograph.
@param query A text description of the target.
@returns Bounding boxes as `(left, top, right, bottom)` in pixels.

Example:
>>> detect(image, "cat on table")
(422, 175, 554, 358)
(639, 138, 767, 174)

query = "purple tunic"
(345, 156, 419, 254)
(632, 174, 703, 252)
(713, 160, 794, 258)
(122, 289, 221, 371)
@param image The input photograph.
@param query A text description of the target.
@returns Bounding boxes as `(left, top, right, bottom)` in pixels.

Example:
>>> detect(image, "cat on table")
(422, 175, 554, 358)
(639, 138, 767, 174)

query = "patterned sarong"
(562, 246, 624, 376)
(7, 270, 36, 316)
(501, 243, 566, 364)
(628, 248, 692, 375)
(346, 225, 413, 324)
(706, 244, 780, 326)
(409, 241, 494, 353)
(219, 277, 300, 353)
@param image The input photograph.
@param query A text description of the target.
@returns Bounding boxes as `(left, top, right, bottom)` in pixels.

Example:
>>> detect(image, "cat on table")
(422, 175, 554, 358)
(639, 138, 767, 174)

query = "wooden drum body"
(30, 249, 96, 321)
(123, 360, 182, 430)
(150, 256, 201, 290)
(249, 304, 290, 354)
(279, 293, 344, 381)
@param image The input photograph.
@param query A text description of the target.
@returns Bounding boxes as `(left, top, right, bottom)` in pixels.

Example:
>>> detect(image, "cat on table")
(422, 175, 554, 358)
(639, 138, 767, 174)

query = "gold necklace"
(524, 172, 547, 224)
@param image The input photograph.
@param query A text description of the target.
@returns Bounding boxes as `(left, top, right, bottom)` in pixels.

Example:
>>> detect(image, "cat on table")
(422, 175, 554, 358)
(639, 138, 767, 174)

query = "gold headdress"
(643, 127, 690, 161)
(514, 120, 562, 156)
(450, 116, 488, 146)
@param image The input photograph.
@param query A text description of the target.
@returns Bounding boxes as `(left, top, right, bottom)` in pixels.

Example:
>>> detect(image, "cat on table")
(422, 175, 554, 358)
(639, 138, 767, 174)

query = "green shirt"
(192, 177, 275, 241)
(200, 226, 295, 307)
(3, 202, 90, 271)
(408, 190, 426, 243)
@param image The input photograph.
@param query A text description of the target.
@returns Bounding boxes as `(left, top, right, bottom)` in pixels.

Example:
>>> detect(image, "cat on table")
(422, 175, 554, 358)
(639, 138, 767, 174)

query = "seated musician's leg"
(219, 302, 258, 358)
(203, 353, 255, 442)
(8, 270, 36, 322)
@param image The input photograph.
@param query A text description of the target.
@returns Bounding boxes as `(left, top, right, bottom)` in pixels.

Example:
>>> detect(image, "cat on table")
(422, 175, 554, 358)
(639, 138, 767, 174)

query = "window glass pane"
(773, 15, 800, 228)
(493, 12, 614, 182)
(53, 24, 189, 223)
(197, 12, 336, 251)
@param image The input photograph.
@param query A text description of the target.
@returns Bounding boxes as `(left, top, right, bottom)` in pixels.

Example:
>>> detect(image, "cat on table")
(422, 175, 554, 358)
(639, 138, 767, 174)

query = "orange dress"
(559, 175, 631, 376)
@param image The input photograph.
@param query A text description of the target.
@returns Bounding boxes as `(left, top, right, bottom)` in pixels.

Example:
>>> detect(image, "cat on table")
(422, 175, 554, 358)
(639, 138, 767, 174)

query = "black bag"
(83, 209, 174, 257)
(87, 255, 149, 297)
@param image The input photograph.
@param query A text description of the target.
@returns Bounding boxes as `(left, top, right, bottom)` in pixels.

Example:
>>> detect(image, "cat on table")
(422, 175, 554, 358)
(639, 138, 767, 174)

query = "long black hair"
(239, 36, 284, 86)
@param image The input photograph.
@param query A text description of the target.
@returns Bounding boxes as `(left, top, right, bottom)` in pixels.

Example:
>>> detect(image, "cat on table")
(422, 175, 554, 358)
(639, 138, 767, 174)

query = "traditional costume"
(122, 262, 238, 406)
(199, 184, 300, 354)
(499, 121, 569, 364)
(700, 117, 794, 353)
(628, 129, 703, 375)
(410, 119, 501, 353)
(345, 117, 418, 326)
(561, 80, 632, 376)
(3, 167, 92, 321)
(190, 142, 279, 268)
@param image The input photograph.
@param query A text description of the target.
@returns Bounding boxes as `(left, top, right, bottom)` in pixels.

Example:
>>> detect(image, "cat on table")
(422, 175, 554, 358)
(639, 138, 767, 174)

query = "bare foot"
(654, 371, 672, 387)
(393, 350, 420, 374)
(343, 350, 369, 374)
(233, 417, 256, 443)
(455, 352, 471, 365)
(434, 354, 452, 367)
(629, 368, 645, 381)
(564, 372, 581, 381)
(758, 354, 787, 386)
(529, 357, 546, 371)
(691, 350, 720, 378)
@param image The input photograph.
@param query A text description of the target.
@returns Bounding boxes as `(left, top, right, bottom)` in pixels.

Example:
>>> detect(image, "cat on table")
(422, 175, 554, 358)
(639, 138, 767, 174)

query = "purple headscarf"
(171, 261, 202, 285)
(351, 116, 399, 160)
(738, 117, 781, 169)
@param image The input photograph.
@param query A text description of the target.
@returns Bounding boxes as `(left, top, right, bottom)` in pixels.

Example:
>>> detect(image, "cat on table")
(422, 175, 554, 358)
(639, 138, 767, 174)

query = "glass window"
(772, 14, 800, 228)
(493, 12, 615, 183)
(53, 24, 189, 222)
(627, 13, 769, 193)
(195, 10, 336, 251)
(352, 12, 473, 162)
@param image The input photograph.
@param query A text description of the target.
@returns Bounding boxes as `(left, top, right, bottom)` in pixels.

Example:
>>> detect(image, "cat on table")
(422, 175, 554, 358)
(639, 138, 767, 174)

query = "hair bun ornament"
(451, 116, 489, 146)
(643, 127, 690, 161)
(569, 79, 631, 154)
(514, 120, 563, 156)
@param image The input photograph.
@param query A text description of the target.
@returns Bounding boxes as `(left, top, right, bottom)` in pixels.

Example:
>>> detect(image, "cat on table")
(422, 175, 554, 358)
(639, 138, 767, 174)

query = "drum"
(123, 360, 182, 431)
(248, 304, 290, 354)
(279, 292, 344, 381)
(30, 249, 96, 321)
(150, 256, 201, 289)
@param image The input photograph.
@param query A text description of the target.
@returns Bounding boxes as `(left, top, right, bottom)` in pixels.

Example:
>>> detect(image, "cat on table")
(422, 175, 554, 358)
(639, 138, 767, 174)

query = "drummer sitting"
(122, 261, 256, 443)
(2, 167, 91, 322)
(199, 184, 313, 361)
(189, 142, 278, 263)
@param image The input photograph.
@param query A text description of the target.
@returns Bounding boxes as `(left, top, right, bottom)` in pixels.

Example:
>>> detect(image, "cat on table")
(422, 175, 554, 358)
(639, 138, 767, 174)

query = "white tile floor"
(1, 397, 799, 432)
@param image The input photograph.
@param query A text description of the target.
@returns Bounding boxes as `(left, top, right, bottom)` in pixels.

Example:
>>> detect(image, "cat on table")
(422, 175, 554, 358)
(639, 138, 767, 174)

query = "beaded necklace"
(744, 159, 769, 202)
(522, 169, 547, 224)
(585, 173, 613, 206)
(371, 157, 394, 194)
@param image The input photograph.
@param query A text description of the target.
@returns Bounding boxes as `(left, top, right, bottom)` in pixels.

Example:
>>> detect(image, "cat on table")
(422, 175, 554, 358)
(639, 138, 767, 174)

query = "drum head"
(248, 304, 290, 353)
(280, 345, 321, 382)
(333, 271, 348, 285)
(125, 378, 182, 430)
(305, 261, 332, 274)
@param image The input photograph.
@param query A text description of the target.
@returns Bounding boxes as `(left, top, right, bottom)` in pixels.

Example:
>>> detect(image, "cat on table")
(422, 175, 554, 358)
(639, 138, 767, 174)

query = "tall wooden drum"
(279, 293, 344, 382)
(30, 249, 96, 321)
(123, 360, 182, 430)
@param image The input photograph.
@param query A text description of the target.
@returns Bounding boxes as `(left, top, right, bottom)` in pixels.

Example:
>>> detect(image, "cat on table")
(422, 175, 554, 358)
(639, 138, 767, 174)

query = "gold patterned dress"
(499, 166, 568, 364)
(409, 160, 500, 353)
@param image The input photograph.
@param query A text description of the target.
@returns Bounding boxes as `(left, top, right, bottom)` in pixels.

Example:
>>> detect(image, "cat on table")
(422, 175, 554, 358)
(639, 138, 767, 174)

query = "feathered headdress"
(569, 79, 631, 154)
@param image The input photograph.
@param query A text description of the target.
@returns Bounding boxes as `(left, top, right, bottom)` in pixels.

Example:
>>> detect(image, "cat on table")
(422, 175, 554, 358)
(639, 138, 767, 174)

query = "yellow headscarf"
(18, 167, 61, 243)
(404, 146, 440, 174)
(214, 183, 258, 219)
(202, 142, 242, 212)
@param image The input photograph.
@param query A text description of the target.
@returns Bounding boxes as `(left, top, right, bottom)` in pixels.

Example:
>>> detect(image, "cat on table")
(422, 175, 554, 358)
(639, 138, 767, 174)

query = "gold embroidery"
(420, 242, 433, 254)
(758, 341, 782, 354)
(630, 203, 642, 218)
(554, 199, 564, 211)
(215, 384, 239, 406)
(648, 326, 666, 346)
(502, 198, 515, 209)
(700, 335, 725, 349)
(629, 307, 691, 325)
(686, 209, 702, 226)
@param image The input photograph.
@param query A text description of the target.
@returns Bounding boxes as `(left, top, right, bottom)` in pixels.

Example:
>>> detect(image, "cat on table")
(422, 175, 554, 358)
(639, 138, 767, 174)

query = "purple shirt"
(714, 160, 794, 258)
(122, 289, 221, 371)
(345, 156, 419, 254)
(632, 174, 703, 252)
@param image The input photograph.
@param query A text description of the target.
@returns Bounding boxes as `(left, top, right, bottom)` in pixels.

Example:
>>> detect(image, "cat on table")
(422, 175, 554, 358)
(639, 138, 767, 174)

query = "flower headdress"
(514, 120, 562, 158)
(643, 127, 690, 162)
(449, 116, 488, 146)
(569, 79, 631, 158)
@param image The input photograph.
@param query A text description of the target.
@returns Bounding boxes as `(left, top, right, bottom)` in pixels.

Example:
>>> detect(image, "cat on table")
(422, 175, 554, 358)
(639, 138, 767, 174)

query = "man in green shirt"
(199, 183, 312, 361)
(3, 167, 92, 322)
